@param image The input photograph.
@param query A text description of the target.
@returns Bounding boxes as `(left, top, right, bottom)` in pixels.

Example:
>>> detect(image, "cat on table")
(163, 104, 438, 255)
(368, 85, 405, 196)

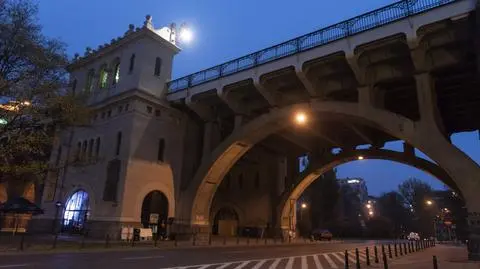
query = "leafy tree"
(0, 0, 89, 194)
(377, 191, 412, 238)
(304, 169, 340, 229)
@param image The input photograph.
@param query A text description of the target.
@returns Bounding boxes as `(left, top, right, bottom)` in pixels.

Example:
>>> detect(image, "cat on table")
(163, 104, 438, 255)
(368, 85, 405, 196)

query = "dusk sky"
(37, 0, 479, 196)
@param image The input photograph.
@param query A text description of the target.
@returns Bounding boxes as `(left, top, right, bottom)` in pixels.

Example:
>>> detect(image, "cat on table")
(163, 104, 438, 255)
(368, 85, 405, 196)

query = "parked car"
(311, 229, 333, 241)
(407, 232, 420, 241)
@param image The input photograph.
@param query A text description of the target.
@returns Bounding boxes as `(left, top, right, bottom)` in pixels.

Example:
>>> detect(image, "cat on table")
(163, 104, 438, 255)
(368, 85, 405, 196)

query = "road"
(0, 241, 383, 269)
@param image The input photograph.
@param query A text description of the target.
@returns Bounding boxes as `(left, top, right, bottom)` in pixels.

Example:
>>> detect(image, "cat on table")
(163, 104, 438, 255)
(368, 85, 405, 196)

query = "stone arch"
(210, 202, 245, 228)
(134, 181, 175, 221)
(62, 189, 90, 234)
(211, 207, 240, 236)
(186, 101, 480, 227)
(140, 190, 169, 234)
(277, 148, 460, 230)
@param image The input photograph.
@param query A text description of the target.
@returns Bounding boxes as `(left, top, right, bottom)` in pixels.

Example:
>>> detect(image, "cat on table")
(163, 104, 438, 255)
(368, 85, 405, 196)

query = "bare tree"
(0, 0, 89, 188)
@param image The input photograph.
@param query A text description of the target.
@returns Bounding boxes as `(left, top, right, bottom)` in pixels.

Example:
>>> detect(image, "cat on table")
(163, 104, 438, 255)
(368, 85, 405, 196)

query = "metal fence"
(167, 0, 459, 93)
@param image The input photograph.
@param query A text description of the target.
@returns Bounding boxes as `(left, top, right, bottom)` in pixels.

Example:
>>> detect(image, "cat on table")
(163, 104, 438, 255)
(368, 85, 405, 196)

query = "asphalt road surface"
(0, 241, 385, 269)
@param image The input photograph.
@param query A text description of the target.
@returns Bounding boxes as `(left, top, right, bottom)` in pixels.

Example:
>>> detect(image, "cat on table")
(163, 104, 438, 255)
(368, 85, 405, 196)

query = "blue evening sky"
(36, 0, 479, 196)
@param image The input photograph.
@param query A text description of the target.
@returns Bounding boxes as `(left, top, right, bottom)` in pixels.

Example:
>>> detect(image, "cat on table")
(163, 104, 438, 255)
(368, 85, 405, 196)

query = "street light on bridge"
(426, 200, 434, 206)
(357, 156, 364, 160)
(294, 112, 307, 125)
(301, 203, 307, 209)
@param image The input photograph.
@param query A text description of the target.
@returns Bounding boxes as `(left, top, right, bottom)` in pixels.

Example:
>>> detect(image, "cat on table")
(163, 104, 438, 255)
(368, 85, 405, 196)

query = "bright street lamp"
(366, 204, 372, 209)
(357, 156, 364, 160)
(368, 211, 374, 216)
(426, 200, 433, 206)
(301, 203, 307, 209)
(294, 112, 307, 125)
(179, 25, 193, 43)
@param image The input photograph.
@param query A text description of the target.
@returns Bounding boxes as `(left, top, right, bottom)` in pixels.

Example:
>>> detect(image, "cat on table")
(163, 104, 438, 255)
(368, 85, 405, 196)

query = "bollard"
(381, 245, 385, 260)
(19, 233, 25, 251)
(131, 236, 135, 247)
(400, 242, 403, 256)
(344, 250, 350, 269)
(288, 236, 291, 244)
(366, 247, 371, 266)
(407, 242, 411, 253)
(433, 255, 438, 269)
(52, 234, 58, 249)
(154, 234, 158, 247)
(223, 236, 227, 245)
(355, 248, 360, 269)
(394, 243, 398, 257)
(388, 244, 392, 259)
(192, 233, 196, 246)
(208, 234, 212, 245)
(105, 234, 110, 248)
(383, 252, 389, 269)
(374, 245, 379, 263)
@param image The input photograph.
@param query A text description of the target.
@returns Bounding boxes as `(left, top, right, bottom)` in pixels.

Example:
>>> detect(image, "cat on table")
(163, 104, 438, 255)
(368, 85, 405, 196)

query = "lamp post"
(53, 201, 62, 234)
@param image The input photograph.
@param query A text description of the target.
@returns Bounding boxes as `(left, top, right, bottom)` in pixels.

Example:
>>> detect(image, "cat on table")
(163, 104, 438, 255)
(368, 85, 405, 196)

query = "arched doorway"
(141, 191, 168, 237)
(62, 190, 89, 234)
(212, 207, 239, 236)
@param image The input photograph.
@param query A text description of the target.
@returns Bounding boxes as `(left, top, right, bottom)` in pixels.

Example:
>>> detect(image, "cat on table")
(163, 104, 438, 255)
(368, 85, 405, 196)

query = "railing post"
(394, 243, 398, 257)
(433, 255, 438, 269)
(345, 250, 350, 269)
(374, 245, 379, 263)
(381, 245, 386, 260)
(355, 248, 361, 269)
(366, 247, 371, 266)
(383, 252, 389, 269)
(400, 242, 403, 256)
(388, 244, 392, 259)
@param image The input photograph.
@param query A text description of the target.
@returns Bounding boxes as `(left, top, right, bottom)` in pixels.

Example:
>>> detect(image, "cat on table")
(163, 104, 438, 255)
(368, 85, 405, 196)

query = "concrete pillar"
(234, 115, 243, 130)
(403, 142, 415, 157)
(202, 121, 213, 160)
(277, 156, 287, 195)
(414, 73, 445, 133)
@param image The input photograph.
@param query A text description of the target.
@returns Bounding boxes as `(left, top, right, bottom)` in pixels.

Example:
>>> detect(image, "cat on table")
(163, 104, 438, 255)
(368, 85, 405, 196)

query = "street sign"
(149, 213, 159, 224)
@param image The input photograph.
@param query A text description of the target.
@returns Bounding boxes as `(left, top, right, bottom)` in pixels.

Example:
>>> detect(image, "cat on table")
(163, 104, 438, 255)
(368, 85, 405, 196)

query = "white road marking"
(197, 264, 211, 269)
(123, 255, 164, 260)
(233, 261, 250, 269)
(217, 263, 232, 269)
(301, 256, 308, 269)
(323, 254, 337, 269)
(285, 257, 294, 269)
(0, 265, 30, 268)
(251, 260, 266, 269)
(331, 253, 344, 264)
(313, 255, 323, 269)
(268, 258, 282, 269)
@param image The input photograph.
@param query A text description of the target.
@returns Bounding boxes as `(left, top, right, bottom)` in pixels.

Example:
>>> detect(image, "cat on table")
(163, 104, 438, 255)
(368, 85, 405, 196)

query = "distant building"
(338, 178, 369, 203)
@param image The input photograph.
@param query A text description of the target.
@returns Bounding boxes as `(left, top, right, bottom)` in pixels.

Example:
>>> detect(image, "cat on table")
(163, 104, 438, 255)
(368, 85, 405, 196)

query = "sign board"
(149, 213, 159, 224)
(120, 227, 133, 240)
(140, 228, 153, 239)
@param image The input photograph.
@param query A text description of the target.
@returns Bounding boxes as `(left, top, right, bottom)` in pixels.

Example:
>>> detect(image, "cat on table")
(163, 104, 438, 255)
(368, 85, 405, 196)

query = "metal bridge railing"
(167, 0, 459, 93)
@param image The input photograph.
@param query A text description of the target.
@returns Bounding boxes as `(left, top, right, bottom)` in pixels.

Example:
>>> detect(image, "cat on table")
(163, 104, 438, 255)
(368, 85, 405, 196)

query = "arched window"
(63, 190, 90, 233)
(85, 69, 95, 92)
(81, 140, 88, 161)
(72, 79, 77, 93)
(98, 64, 109, 89)
(129, 54, 135, 73)
(157, 138, 165, 161)
(154, 57, 162, 76)
(75, 142, 81, 161)
(115, 132, 122, 156)
(112, 59, 120, 85)
(88, 139, 94, 159)
(95, 137, 101, 158)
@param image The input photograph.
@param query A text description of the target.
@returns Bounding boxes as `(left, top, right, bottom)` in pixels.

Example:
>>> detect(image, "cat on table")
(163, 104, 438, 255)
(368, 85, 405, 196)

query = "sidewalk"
(370, 245, 479, 269)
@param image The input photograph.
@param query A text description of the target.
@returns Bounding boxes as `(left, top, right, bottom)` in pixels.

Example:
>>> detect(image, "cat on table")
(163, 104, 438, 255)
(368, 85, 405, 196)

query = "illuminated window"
(85, 69, 95, 92)
(154, 57, 162, 76)
(63, 190, 89, 229)
(99, 65, 109, 88)
(112, 59, 120, 85)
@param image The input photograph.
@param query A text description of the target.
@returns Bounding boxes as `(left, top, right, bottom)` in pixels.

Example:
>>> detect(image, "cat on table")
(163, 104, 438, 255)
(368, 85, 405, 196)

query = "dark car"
(311, 229, 333, 241)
